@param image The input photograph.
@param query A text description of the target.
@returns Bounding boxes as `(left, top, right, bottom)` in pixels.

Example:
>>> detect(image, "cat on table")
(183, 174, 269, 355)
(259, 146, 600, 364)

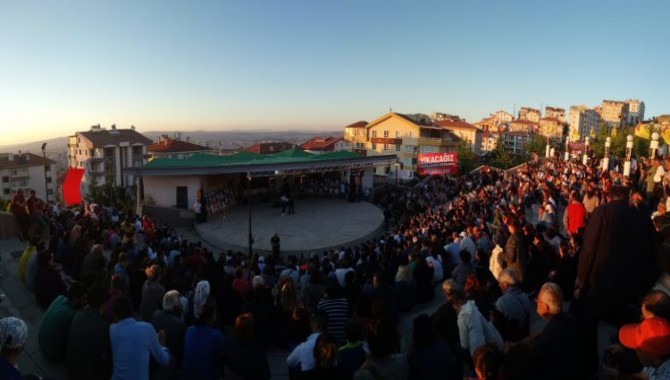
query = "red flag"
(63, 168, 85, 206)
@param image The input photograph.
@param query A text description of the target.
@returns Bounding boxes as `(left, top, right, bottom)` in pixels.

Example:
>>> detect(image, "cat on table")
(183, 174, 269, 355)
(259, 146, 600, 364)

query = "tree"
(524, 134, 548, 160)
(456, 139, 476, 174)
(489, 143, 520, 170)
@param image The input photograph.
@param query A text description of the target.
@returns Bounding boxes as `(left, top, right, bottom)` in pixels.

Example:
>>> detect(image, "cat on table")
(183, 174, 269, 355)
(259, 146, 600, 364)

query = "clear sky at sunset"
(1, 0, 669, 145)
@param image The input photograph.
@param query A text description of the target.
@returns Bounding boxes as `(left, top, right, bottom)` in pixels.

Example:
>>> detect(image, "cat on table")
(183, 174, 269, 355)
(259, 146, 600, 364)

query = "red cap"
(619, 317, 670, 356)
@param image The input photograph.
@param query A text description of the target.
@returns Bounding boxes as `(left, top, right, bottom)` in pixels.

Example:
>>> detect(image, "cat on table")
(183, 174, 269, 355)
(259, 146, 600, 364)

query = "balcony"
(418, 137, 457, 147)
(10, 172, 29, 179)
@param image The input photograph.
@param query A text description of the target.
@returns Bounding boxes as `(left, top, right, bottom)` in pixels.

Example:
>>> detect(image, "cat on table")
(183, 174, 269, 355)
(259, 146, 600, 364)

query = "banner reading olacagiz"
(417, 152, 458, 175)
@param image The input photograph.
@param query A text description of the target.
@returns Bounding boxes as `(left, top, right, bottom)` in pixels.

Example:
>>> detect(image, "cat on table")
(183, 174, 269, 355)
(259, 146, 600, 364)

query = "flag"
(634, 122, 651, 140)
(661, 125, 670, 145)
(63, 168, 85, 206)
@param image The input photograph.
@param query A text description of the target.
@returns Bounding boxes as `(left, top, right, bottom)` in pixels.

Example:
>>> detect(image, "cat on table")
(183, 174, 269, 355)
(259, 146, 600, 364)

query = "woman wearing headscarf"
(0, 316, 29, 380)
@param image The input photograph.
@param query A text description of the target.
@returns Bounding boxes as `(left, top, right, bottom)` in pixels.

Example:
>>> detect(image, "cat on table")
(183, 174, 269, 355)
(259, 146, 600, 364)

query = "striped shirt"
(317, 297, 350, 345)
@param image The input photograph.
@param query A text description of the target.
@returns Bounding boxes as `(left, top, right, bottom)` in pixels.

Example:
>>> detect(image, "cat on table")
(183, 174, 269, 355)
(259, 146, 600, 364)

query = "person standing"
(109, 296, 170, 380)
(576, 185, 659, 377)
(10, 189, 30, 240)
(503, 219, 528, 286)
(563, 191, 587, 236)
(271, 233, 281, 260)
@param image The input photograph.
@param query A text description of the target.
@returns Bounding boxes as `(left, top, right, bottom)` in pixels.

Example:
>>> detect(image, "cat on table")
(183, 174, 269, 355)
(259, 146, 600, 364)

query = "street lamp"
(650, 132, 660, 159)
(582, 137, 590, 165)
(247, 172, 253, 256)
(41, 143, 49, 204)
(624, 135, 633, 177)
(602, 137, 611, 172)
(394, 162, 400, 187)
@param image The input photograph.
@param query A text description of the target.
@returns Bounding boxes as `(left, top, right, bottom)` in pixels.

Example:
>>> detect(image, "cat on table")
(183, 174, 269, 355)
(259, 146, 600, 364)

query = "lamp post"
(545, 137, 550, 158)
(41, 143, 49, 203)
(582, 137, 590, 165)
(247, 172, 253, 256)
(564, 136, 570, 161)
(394, 162, 399, 187)
(624, 135, 634, 177)
(650, 132, 660, 159)
(602, 137, 611, 172)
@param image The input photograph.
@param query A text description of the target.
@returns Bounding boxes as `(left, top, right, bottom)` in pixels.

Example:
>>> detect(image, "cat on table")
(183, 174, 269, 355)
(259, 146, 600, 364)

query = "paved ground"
(196, 198, 385, 254)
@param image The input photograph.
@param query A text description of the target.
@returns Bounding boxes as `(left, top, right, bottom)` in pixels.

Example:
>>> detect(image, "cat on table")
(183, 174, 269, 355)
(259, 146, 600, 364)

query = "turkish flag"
(63, 168, 85, 206)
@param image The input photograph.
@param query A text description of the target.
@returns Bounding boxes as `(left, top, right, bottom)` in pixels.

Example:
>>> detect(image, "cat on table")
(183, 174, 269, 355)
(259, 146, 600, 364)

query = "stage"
(195, 197, 385, 255)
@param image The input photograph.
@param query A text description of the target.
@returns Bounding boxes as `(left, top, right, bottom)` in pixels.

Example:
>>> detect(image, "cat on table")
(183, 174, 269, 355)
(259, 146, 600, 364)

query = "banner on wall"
(417, 152, 458, 175)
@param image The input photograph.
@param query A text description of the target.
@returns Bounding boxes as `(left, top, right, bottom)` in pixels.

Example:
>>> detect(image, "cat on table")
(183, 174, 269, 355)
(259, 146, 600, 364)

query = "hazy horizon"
(2, 0, 668, 145)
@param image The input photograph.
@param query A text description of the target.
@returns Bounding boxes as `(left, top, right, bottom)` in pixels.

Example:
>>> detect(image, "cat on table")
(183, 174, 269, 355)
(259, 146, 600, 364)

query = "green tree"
(456, 139, 476, 174)
(489, 143, 518, 170)
(524, 134, 548, 160)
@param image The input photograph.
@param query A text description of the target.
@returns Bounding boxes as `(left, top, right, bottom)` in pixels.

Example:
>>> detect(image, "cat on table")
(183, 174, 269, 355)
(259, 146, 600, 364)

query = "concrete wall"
(143, 175, 202, 209)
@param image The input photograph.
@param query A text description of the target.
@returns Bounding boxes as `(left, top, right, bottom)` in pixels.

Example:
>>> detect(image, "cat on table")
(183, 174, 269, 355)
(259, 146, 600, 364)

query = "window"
(396, 144, 401, 151)
(45, 165, 51, 171)
(371, 130, 377, 138)
(395, 131, 400, 138)
(3, 188, 9, 195)
(383, 130, 389, 138)
(372, 143, 377, 150)
(1, 176, 7, 183)
(133, 146, 143, 155)
(46, 177, 52, 183)
(408, 131, 413, 138)
(356, 143, 364, 149)
(48, 189, 53, 195)
(383, 144, 389, 151)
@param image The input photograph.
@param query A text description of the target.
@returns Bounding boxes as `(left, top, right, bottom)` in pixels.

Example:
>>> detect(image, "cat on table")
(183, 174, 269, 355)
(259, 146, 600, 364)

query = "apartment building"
(502, 131, 532, 156)
(568, 105, 602, 141)
(343, 121, 368, 155)
(518, 107, 542, 123)
(539, 117, 564, 140)
(0, 152, 57, 201)
(300, 136, 350, 154)
(626, 99, 645, 125)
(509, 119, 539, 133)
(68, 124, 152, 196)
(600, 100, 629, 128)
(545, 106, 566, 123)
(434, 119, 483, 156)
(481, 131, 500, 155)
(147, 135, 213, 160)
(492, 110, 514, 124)
(345, 112, 458, 174)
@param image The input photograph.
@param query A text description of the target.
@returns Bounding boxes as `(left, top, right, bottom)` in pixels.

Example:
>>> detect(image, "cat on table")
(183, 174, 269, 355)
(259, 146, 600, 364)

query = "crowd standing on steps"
(1, 154, 670, 379)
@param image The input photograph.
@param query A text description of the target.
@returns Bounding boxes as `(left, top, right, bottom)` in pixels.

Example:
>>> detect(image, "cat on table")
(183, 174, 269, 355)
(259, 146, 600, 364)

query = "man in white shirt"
(286, 311, 328, 372)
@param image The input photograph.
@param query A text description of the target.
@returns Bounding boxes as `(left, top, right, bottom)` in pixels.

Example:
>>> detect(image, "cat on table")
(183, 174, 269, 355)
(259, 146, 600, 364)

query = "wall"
(143, 175, 202, 209)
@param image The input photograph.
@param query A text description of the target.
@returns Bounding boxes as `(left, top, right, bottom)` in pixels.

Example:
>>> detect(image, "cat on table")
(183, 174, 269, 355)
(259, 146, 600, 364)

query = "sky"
(1, 0, 669, 145)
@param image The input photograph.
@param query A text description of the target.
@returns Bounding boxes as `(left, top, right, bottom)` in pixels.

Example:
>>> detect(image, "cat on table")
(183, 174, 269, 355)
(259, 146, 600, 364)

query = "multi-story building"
(434, 119, 483, 156)
(300, 136, 349, 154)
(343, 121, 368, 155)
(481, 131, 500, 155)
(492, 110, 514, 124)
(352, 112, 458, 174)
(518, 107, 542, 123)
(545, 106, 566, 123)
(502, 131, 533, 156)
(539, 117, 564, 140)
(509, 119, 539, 133)
(68, 124, 152, 196)
(147, 135, 213, 160)
(600, 100, 629, 128)
(568, 105, 602, 141)
(626, 99, 645, 125)
(0, 152, 57, 202)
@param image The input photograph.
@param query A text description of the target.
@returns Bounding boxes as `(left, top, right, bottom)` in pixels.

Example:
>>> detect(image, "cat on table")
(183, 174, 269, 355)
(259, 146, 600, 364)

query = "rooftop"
(147, 137, 212, 153)
(0, 153, 56, 170)
(77, 127, 153, 147)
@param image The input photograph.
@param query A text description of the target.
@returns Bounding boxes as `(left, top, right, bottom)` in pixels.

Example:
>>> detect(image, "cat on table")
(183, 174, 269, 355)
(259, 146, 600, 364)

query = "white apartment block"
(569, 105, 601, 141)
(0, 152, 57, 202)
(68, 124, 152, 196)
(626, 99, 645, 125)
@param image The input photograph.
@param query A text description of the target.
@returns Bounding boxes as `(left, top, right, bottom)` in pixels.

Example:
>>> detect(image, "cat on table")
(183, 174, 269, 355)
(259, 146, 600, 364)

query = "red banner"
(417, 152, 458, 175)
(63, 168, 85, 206)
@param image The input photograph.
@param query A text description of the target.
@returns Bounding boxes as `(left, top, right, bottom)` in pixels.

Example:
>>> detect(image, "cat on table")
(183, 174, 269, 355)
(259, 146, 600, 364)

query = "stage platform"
(195, 198, 385, 255)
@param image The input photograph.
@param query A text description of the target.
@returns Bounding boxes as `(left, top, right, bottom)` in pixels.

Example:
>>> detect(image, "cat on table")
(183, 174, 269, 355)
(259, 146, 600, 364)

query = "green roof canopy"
(145, 148, 363, 169)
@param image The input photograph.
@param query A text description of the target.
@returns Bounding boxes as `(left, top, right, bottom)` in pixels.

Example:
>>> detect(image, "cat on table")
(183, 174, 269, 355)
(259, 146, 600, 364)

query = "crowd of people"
(1, 152, 670, 379)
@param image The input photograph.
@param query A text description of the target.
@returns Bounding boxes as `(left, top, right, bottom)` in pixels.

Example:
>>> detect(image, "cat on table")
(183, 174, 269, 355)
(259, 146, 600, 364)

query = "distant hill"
(0, 129, 344, 155)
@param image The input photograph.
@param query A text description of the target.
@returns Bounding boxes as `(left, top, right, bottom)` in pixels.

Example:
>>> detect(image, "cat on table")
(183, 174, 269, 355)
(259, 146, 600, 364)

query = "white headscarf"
(193, 280, 210, 319)
(0, 317, 28, 353)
